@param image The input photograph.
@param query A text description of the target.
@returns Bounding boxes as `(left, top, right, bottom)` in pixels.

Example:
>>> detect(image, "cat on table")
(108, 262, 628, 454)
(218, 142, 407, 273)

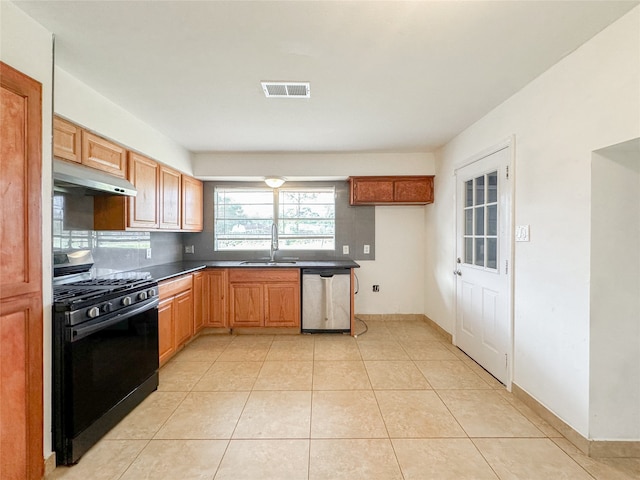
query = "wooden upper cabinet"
(53, 116, 81, 163)
(81, 130, 127, 178)
(159, 165, 182, 230)
(181, 175, 203, 231)
(349, 176, 434, 205)
(128, 152, 159, 229)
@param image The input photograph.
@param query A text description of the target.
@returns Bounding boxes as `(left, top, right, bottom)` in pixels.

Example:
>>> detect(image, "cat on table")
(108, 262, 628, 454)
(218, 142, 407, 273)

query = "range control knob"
(138, 291, 148, 301)
(121, 296, 132, 307)
(102, 302, 113, 314)
(87, 306, 100, 319)
(147, 288, 157, 298)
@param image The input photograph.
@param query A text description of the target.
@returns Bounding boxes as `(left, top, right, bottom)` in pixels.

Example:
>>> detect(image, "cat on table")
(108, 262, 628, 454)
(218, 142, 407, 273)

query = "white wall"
(55, 67, 193, 175)
(194, 151, 434, 180)
(590, 140, 640, 440)
(0, 0, 54, 460)
(426, 6, 640, 439)
(356, 206, 427, 314)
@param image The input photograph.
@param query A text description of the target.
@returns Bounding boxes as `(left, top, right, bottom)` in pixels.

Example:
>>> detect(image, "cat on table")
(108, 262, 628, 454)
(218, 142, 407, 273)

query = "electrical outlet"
(343, 245, 349, 255)
(145, 248, 152, 259)
(515, 225, 530, 242)
(373, 285, 380, 292)
(363, 244, 370, 254)
(184, 245, 194, 254)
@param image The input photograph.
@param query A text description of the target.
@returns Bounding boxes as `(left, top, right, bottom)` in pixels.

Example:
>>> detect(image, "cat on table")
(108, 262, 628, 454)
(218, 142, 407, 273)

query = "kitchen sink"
(240, 260, 297, 265)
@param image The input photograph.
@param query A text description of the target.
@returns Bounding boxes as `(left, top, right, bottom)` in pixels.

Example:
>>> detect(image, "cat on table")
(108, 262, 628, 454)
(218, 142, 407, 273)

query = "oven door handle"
(69, 298, 159, 342)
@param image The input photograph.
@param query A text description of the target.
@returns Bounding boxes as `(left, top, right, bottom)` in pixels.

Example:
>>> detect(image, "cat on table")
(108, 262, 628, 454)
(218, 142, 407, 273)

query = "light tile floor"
(48, 319, 640, 480)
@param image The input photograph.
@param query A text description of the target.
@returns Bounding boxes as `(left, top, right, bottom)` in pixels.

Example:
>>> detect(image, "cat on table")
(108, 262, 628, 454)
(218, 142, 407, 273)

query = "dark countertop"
(132, 260, 360, 283)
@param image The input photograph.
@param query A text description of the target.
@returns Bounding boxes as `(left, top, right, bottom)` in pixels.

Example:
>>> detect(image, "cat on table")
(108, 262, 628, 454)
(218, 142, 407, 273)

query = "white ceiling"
(14, 0, 638, 153)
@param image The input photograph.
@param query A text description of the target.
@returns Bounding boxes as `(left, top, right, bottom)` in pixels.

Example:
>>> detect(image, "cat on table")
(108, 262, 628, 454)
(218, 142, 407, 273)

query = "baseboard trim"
(512, 384, 640, 458)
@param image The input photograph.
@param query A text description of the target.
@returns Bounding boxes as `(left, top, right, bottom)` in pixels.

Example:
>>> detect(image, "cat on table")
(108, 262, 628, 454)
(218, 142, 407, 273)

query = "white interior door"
(455, 144, 512, 385)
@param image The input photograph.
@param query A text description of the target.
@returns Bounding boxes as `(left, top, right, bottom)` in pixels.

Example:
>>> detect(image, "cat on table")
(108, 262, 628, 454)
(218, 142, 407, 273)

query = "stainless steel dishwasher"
(302, 268, 351, 333)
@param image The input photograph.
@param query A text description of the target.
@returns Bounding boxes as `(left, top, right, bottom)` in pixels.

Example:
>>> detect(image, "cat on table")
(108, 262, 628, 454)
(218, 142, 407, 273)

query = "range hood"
(53, 159, 137, 196)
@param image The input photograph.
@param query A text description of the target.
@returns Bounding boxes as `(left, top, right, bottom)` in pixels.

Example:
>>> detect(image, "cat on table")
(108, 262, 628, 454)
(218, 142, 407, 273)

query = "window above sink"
(214, 186, 335, 252)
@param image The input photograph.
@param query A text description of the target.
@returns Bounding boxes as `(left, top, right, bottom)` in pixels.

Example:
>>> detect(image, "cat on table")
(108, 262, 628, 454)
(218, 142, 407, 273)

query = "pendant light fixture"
(264, 176, 285, 188)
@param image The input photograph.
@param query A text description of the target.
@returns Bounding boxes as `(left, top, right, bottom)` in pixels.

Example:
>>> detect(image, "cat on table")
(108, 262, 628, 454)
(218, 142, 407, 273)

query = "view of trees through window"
(215, 186, 335, 251)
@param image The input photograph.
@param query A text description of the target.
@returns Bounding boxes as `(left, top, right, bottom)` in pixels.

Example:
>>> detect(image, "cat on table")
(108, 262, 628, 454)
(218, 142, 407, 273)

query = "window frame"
(214, 184, 336, 252)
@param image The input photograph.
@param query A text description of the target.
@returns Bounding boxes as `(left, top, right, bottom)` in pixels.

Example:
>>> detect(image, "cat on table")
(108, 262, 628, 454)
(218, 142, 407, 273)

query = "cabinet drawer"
(229, 268, 300, 283)
(159, 274, 193, 299)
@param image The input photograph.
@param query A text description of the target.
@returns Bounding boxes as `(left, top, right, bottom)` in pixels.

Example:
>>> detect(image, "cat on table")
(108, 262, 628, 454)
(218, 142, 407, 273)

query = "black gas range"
(52, 251, 160, 465)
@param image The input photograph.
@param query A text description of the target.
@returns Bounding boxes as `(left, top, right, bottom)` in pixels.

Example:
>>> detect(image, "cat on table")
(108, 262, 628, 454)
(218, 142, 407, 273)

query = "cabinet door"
(181, 176, 203, 231)
(265, 283, 300, 327)
(159, 165, 181, 230)
(53, 116, 81, 163)
(206, 269, 228, 328)
(394, 177, 434, 203)
(351, 178, 394, 204)
(128, 152, 159, 229)
(229, 283, 263, 327)
(174, 290, 194, 348)
(193, 272, 204, 333)
(158, 297, 175, 365)
(1, 61, 44, 480)
(81, 130, 127, 177)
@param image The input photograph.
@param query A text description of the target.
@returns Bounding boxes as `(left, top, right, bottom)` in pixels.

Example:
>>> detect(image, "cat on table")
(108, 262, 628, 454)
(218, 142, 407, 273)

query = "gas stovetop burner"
(53, 276, 158, 325)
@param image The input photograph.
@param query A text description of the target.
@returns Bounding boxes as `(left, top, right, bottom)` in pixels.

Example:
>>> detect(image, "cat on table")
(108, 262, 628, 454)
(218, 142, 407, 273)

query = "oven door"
(54, 297, 159, 464)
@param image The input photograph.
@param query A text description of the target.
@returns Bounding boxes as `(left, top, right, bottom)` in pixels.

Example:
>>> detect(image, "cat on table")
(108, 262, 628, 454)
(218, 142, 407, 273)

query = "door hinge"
(505, 353, 508, 368)
(506, 165, 509, 179)
(505, 260, 509, 275)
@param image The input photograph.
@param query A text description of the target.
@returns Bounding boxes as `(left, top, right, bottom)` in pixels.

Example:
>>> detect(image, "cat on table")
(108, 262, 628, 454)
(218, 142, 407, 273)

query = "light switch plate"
(343, 245, 349, 255)
(515, 225, 530, 242)
(145, 248, 152, 259)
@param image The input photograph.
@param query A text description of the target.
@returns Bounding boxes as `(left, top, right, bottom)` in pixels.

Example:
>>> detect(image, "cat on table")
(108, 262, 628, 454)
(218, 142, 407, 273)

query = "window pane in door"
(487, 238, 497, 269)
(487, 205, 497, 236)
(474, 238, 485, 267)
(475, 176, 485, 205)
(465, 180, 473, 207)
(475, 207, 485, 235)
(465, 238, 473, 264)
(487, 171, 498, 203)
(465, 209, 473, 235)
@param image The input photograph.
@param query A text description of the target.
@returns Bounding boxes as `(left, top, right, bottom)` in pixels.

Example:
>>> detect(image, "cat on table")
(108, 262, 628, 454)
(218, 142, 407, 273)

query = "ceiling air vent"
(261, 82, 310, 98)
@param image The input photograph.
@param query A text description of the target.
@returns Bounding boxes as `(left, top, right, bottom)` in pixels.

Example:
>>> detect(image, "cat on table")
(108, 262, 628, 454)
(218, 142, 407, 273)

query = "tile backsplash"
(53, 193, 183, 275)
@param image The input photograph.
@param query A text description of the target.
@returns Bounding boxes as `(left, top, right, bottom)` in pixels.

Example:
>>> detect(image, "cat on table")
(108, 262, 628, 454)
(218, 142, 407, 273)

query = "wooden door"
(81, 130, 127, 177)
(174, 290, 194, 348)
(206, 270, 228, 328)
(0, 62, 44, 480)
(158, 297, 175, 365)
(264, 283, 300, 327)
(229, 284, 263, 327)
(53, 116, 81, 163)
(181, 176, 203, 231)
(455, 144, 512, 385)
(159, 165, 181, 230)
(128, 152, 159, 229)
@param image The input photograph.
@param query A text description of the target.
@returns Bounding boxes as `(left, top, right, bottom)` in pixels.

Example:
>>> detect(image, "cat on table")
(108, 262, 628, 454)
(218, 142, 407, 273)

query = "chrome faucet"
(270, 222, 279, 262)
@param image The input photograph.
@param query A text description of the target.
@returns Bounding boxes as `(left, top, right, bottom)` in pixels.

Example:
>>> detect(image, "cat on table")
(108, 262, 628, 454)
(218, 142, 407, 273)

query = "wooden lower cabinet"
(158, 274, 193, 365)
(193, 271, 204, 333)
(228, 268, 300, 328)
(158, 297, 176, 365)
(174, 289, 194, 347)
(229, 284, 263, 327)
(265, 284, 300, 327)
(205, 269, 228, 328)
